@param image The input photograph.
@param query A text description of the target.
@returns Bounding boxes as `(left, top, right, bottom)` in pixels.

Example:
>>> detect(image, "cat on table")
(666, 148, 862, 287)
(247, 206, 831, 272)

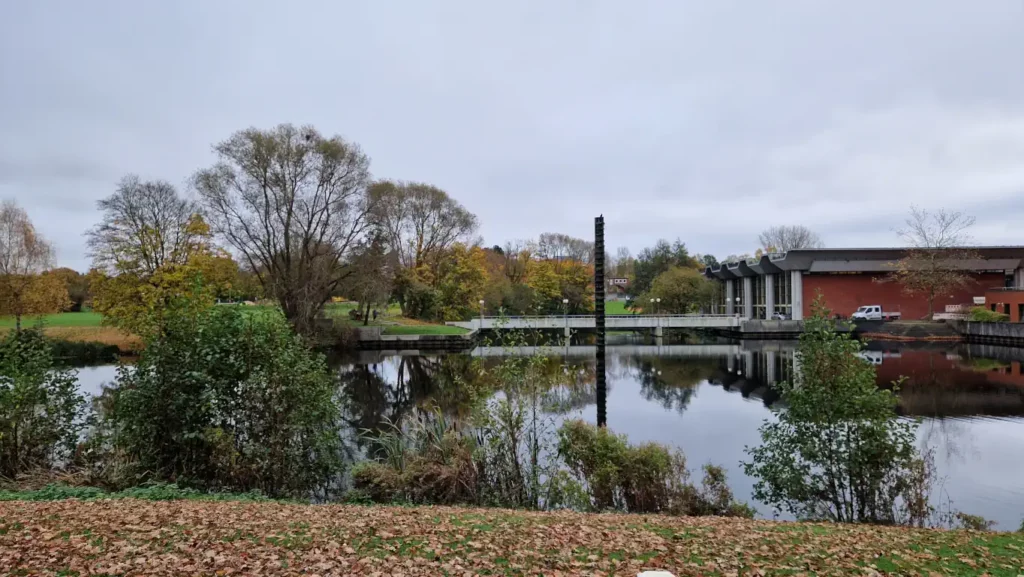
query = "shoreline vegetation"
(0, 498, 1021, 576)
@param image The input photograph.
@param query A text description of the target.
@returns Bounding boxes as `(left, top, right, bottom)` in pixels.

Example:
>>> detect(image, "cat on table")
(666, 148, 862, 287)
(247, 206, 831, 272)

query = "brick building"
(703, 247, 1024, 321)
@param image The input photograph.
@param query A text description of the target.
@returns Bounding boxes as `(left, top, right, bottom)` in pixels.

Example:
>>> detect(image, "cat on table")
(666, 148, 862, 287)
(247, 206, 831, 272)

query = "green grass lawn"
(605, 300, 633, 315)
(0, 311, 104, 329)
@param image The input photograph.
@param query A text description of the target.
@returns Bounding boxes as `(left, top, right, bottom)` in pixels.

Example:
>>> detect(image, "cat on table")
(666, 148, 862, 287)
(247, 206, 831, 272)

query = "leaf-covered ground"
(1, 500, 1022, 576)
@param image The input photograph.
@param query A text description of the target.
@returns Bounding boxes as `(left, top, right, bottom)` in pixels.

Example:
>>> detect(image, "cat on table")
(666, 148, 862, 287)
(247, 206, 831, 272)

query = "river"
(73, 338, 1024, 530)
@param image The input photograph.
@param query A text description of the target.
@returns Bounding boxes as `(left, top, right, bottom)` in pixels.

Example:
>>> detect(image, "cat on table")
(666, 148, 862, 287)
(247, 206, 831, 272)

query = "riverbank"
(1, 499, 1020, 576)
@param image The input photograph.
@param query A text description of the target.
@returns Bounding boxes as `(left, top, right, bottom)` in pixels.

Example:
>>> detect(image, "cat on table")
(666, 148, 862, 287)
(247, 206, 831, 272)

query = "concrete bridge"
(448, 314, 743, 336)
(469, 343, 741, 358)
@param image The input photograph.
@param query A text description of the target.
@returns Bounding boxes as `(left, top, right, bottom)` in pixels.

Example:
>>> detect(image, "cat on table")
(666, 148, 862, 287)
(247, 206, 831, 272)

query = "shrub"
(969, 306, 1009, 322)
(557, 420, 752, 517)
(744, 297, 927, 525)
(0, 329, 85, 478)
(953, 512, 995, 531)
(353, 410, 481, 505)
(105, 305, 345, 498)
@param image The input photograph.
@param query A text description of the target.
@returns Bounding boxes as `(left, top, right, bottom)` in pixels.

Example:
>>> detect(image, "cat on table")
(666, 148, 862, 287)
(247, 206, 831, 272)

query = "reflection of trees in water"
(620, 356, 719, 414)
(539, 364, 596, 414)
(336, 355, 483, 451)
(336, 354, 597, 452)
(918, 417, 974, 465)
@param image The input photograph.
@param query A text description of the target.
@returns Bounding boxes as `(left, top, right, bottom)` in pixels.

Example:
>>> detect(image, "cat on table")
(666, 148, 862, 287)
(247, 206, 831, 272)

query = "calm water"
(74, 338, 1024, 529)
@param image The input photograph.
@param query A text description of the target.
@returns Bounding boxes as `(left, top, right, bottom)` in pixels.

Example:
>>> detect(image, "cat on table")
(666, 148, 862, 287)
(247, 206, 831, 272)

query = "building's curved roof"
(703, 247, 1024, 279)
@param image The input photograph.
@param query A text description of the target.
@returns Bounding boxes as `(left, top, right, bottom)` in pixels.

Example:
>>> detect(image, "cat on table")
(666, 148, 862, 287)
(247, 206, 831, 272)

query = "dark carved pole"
(595, 215, 607, 427)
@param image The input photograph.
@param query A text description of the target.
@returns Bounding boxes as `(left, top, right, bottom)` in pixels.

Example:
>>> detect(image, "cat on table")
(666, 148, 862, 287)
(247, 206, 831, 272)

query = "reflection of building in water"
(707, 343, 1024, 418)
(712, 345, 797, 407)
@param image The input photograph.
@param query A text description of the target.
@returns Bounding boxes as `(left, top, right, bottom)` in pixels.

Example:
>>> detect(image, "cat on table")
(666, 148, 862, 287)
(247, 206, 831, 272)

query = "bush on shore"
(969, 306, 1010, 322)
(0, 328, 85, 478)
(96, 304, 346, 499)
(352, 413, 753, 518)
(557, 419, 753, 517)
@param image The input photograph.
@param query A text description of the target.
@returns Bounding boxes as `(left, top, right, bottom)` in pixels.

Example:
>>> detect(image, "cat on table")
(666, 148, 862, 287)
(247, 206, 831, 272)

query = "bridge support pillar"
(564, 326, 571, 339)
(654, 325, 663, 338)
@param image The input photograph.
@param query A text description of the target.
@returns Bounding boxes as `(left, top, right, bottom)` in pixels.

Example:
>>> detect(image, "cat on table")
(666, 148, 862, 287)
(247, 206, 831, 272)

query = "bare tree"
(891, 206, 980, 319)
(86, 175, 203, 275)
(368, 180, 477, 271)
(193, 124, 373, 336)
(613, 247, 635, 278)
(0, 201, 67, 330)
(758, 225, 824, 252)
(536, 232, 593, 277)
(501, 240, 533, 285)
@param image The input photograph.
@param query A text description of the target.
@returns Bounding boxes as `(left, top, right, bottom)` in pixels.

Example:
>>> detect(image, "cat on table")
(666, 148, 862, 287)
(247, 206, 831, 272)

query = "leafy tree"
(629, 239, 700, 303)
(0, 328, 84, 477)
(699, 254, 719, 268)
(758, 225, 824, 252)
(86, 176, 233, 335)
(434, 244, 488, 321)
(639, 266, 712, 314)
(557, 261, 594, 314)
(47, 268, 90, 312)
(525, 260, 562, 314)
(743, 298, 929, 525)
(194, 124, 374, 336)
(107, 305, 345, 498)
(392, 273, 439, 321)
(339, 236, 396, 324)
(89, 216, 224, 337)
(0, 201, 69, 330)
(891, 206, 980, 319)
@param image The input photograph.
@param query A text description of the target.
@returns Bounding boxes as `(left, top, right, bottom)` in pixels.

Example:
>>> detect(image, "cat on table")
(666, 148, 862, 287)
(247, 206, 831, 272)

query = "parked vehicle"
(850, 305, 901, 321)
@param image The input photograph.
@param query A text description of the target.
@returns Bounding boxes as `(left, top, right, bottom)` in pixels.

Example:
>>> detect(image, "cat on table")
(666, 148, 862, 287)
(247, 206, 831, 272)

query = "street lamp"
(478, 299, 485, 320)
(655, 297, 661, 315)
(562, 298, 569, 329)
(649, 298, 655, 315)
(734, 296, 741, 316)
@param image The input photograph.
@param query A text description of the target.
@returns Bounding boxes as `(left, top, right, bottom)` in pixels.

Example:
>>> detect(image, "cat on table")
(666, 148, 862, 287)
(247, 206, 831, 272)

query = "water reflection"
(334, 341, 1024, 529)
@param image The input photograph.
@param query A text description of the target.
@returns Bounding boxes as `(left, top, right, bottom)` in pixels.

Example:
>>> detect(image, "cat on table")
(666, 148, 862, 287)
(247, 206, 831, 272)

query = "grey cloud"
(2, 0, 1023, 272)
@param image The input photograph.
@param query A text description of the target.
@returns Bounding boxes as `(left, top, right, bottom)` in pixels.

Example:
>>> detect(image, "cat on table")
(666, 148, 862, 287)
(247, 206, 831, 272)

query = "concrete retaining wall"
(952, 321, 1024, 346)
(355, 328, 477, 351)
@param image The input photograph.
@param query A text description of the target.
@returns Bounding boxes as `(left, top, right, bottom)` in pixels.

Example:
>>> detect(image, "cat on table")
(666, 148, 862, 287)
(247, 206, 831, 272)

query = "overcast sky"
(2, 1, 1024, 271)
